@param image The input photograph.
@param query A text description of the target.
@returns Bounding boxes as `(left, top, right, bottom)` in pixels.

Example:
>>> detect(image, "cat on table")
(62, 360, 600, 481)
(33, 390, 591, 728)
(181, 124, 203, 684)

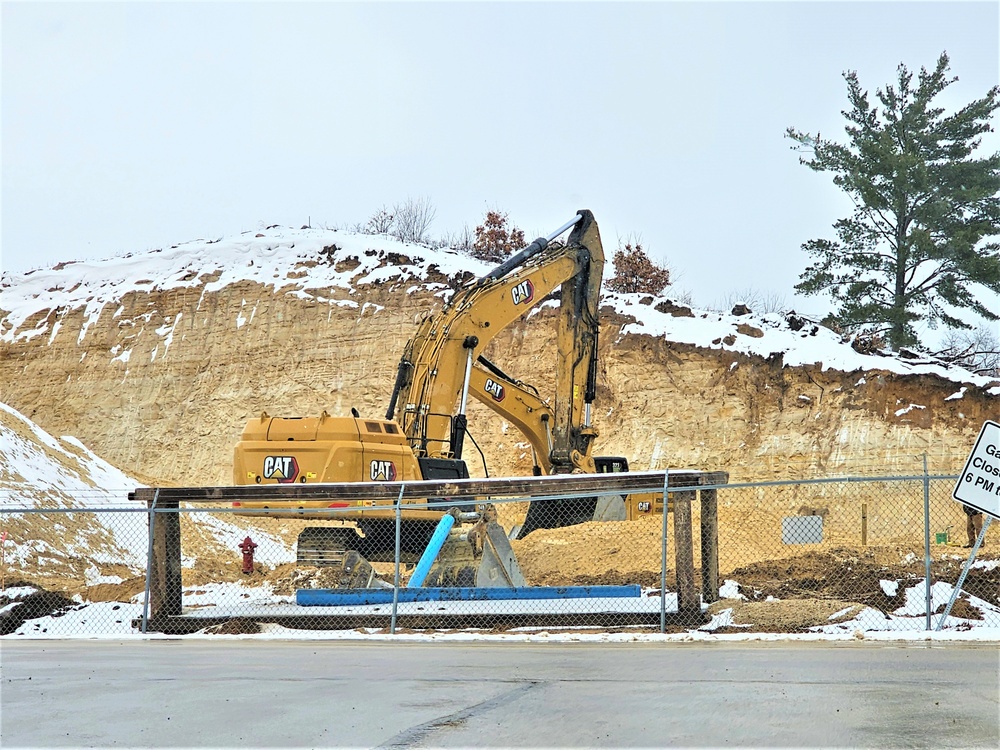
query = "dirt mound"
(0, 586, 77, 635)
(729, 547, 1000, 614)
(81, 577, 147, 603)
(730, 549, 908, 610)
(707, 598, 867, 633)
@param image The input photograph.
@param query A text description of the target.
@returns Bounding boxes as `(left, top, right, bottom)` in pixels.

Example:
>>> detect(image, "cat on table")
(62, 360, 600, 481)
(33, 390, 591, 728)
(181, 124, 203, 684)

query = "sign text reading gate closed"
(953, 420, 1000, 518)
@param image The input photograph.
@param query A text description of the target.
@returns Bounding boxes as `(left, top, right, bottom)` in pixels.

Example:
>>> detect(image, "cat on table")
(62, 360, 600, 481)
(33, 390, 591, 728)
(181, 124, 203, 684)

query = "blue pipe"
(407, 513, 455, 588)
(297, 585, 642, 606)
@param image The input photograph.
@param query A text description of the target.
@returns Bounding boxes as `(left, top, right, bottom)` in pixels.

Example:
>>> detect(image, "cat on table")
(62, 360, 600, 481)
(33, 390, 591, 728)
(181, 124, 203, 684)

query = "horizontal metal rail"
(127, 469, 729, 506)
(689, 474, 961, 493)
(0, 475, 963, 513)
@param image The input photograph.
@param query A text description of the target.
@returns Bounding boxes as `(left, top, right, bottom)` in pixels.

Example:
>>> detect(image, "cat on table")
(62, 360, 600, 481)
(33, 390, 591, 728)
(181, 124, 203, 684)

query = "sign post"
(936, 421, 999, 630)
(0, 530, 6, 592)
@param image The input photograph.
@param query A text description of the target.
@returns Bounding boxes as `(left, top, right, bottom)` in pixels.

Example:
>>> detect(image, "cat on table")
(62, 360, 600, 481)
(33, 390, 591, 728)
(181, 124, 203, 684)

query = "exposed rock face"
(1, 271, 995, 489)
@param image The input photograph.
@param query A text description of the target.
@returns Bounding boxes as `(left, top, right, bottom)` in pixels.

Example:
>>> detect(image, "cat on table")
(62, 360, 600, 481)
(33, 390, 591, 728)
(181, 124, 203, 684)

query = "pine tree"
(787, 52, 1000, 350)
(606, 241, 671, 295)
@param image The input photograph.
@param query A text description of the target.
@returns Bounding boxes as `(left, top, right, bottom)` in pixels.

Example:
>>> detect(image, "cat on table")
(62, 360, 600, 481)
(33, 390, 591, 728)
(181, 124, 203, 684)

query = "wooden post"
(673, 490, 697, 616)
(700, 488, 719, 603)
(141, 489, 182, 624)
(861, 502, 868, 547)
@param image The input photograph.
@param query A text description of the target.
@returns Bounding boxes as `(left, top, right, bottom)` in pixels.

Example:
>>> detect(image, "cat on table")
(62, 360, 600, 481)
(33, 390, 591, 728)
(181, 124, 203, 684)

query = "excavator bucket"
(514, 456, 633, 539)
(295, 519, 526, 589)
(424, 520, 527, 588)
(476, 520, 528, 587)
(515, 493, 626, 539)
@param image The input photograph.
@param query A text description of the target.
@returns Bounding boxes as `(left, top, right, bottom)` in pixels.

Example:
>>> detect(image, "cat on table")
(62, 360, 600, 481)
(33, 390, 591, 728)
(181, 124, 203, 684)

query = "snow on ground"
(0, 402, 291, 574)
(4, 577, 998, 641)
(2, 225, 997, 393)
(0, 227, 489, 346)
(603, 292, 1000, 392)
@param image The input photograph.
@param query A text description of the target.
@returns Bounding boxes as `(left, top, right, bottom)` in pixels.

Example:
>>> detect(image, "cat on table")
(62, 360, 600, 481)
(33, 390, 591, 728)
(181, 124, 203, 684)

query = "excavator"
(232, 209, 640, 586)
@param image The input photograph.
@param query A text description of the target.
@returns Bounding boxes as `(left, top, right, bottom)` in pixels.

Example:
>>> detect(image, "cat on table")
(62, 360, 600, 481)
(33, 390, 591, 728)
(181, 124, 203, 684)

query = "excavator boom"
(388, 209, 605, 476)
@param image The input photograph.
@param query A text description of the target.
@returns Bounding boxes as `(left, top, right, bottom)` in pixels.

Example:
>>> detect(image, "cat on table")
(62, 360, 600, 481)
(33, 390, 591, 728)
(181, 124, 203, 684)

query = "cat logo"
(484, 378, 505, 402)
(263, 455, 299, 483)
(511, 279, 534, 305)
(370, 460, 397, 481)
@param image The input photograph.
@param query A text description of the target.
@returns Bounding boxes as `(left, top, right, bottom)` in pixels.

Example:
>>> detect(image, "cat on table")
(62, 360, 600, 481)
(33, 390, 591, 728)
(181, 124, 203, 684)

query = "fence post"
(141, 488, 182, 628)
(699, 487, 719, 604)
(923, 454, 932, 631)
(1, 529, 8, 593)
(140, 488, 159, 634)
(936, 516, 992, 630)
(390, 483, 405, 635)
(673, 490, 697, 619)
(660, 469, 670, 633)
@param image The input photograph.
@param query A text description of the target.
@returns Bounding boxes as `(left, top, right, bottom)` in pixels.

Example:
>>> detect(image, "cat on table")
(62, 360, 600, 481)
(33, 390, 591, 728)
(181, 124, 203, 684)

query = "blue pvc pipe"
(406, 513, 455, 588)
(297, 585, 642, 606)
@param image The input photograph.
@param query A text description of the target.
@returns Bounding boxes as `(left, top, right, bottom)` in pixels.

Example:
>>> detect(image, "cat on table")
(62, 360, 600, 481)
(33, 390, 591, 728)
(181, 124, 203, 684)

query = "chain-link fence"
(2, 474, 997, 637)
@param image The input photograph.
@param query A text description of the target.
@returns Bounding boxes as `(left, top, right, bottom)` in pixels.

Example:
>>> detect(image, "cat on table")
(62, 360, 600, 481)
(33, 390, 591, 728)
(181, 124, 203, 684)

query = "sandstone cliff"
(2, 225, 997, 491)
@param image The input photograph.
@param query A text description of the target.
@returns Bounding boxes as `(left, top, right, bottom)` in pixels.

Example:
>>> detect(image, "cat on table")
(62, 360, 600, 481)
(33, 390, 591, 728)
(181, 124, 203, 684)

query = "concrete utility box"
(782, 515, 824, 545)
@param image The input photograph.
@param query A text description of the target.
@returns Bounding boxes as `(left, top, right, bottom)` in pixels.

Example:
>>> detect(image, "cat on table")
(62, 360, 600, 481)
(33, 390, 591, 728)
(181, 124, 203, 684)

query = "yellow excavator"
(233, 210, 638, 585)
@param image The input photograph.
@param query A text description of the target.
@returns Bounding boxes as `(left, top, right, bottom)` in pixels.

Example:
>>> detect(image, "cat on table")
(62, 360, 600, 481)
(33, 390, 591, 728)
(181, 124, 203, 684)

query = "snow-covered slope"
(0, 401, 146, 576)
(2, 224, 998, 490)
(2, 225, 996, 392)
(0, 402, 290, 586)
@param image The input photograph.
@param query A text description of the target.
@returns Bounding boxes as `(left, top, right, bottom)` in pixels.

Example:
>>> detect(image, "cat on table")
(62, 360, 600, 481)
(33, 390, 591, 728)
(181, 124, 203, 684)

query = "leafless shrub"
(440, 224, 476, 253)
(364, 206, 395, 235)
(712, 287, 788, 316)
(391, 197, 436, 245)
(670, 287, 695, 306)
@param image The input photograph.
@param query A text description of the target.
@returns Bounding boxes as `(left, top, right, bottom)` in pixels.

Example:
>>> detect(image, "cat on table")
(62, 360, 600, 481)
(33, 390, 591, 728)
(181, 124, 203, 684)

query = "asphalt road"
(2, 640, 998, 748)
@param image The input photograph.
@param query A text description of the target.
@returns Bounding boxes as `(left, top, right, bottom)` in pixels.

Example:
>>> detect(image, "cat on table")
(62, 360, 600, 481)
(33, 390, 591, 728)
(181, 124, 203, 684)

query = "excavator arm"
(386, 209, 605, 477)
(467, 356, 554, 473)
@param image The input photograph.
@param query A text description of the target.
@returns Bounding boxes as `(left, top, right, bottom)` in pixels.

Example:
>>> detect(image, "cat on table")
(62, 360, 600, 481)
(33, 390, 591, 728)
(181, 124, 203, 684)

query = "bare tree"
(935, 324, 1000, 376)
(391, 196, 436, 244)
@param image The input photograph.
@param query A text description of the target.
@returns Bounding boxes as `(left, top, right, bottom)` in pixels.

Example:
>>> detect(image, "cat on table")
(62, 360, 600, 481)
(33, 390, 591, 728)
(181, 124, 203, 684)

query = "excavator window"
(364, 422, 383, 433)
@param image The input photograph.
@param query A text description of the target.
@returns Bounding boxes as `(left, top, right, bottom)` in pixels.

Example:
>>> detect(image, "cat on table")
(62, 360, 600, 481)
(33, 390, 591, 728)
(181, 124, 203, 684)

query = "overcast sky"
(3, 1, 999, 319)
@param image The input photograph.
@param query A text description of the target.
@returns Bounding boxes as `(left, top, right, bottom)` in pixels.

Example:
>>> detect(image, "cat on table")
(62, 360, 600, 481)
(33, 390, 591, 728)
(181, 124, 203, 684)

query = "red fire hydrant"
(239, 536, 257, 575)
